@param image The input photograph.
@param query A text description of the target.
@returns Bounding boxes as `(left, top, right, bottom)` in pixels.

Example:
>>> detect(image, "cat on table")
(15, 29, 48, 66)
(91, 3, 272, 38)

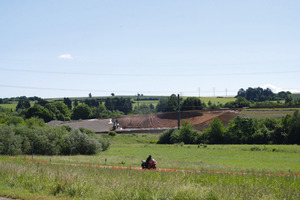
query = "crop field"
(239, 108, 300, 119)
(0, 134, 299, 200)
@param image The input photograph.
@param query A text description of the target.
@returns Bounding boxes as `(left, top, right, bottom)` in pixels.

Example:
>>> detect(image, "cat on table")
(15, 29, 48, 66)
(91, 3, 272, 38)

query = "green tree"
(181, 97, 203, 110)
(156, 98, 169, 112)
(168, 94, 178, 112)
(226, 117, 258, 144)
(72, 104, 92, 120)
(205, 118, 225, 144)
(284, 94, 293, 105)
(105, 98, 114, 111)
(24, 105, 54, 122)
(225, 97, 250, 108)
(74, 99, 79, 107)
(178, 120, 198, 144)
(63, 98, 72, 110)
(281, 110, 300, 144)
(36, 98, 49, 106)
(16, 99, 31, 110)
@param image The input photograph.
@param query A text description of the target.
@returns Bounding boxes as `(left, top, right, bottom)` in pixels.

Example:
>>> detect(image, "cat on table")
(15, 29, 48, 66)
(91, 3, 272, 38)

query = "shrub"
(205, 118, 225, 144)
(178, 120, 198, 144)
(0, 126, 23, 155)
(63, 129, 101, 155)
(98, 136, 110, 151)
(108, 131, 117, 136)
(0, 122, 109, 155)
(157, 129, 179, 144)
(250, 146, 261, 151)
(149, 140, 158, 144)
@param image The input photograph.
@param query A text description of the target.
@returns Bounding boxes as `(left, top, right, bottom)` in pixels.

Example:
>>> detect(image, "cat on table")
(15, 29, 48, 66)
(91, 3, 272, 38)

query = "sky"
(0, 0, 300, 98)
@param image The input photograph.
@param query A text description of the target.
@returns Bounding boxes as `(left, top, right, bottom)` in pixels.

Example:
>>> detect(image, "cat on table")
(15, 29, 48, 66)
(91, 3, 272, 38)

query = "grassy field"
(132, 100, 159, 108)
(131, 96, 236, 109)
(196, 97, 236, 105)
(239, 108, 300, 119)
(0, 134, 299, 200)
(0, 103, 17, 111)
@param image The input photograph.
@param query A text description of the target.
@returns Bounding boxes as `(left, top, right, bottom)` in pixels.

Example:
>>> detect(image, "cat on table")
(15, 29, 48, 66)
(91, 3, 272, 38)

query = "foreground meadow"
(0, 134, 299, 200)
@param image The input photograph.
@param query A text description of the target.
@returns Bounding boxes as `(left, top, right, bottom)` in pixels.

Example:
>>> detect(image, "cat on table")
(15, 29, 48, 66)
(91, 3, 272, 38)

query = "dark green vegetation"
(0, 134, 299, 200)
(158, 110, 300, 145)
(236, 87, 300, 107)
(236, 87, 290, 102)
(0, 115, 110, 155)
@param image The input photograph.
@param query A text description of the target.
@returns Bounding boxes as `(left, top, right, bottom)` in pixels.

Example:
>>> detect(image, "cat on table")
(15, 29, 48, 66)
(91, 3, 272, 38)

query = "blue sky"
(1, 0, 299, 98)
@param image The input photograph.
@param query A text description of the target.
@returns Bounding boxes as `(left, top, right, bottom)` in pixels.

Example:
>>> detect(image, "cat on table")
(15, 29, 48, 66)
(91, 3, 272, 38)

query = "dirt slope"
(116, 109, 240, 131)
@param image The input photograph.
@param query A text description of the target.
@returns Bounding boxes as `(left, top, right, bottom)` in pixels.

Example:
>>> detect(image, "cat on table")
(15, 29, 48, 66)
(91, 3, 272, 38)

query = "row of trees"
(0, 115, 110, 155)
(6, 92, 300, 122)
(156, 95, 206, 112)
(158, 111, 300, 145)
(236, 87, 291, 102)
(16, 97, 133, 122)
(24, 102, 71, 122)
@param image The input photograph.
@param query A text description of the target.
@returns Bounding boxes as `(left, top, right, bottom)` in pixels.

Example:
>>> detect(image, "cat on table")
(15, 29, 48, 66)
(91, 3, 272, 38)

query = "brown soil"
(116, 109, 240, 131)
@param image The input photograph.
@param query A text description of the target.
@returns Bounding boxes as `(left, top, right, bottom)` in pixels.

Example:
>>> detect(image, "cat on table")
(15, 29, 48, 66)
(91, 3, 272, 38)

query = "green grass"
(132, 100, 158, 108)
(1, 158, 299, 200)
(199, 97, 236, 105)
(1, 134, 299, 199)
(31, 134, 300, 173)
(0, 103, 17, 111)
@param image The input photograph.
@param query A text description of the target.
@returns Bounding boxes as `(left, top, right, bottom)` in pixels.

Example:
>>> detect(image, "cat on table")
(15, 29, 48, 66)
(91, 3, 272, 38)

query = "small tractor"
(109, 119, 119, 131)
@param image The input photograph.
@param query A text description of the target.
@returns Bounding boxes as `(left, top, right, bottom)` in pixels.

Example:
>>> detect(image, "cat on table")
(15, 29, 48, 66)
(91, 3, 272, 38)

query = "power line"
(0, 84, 195, 94)
(0, 68, 299, 77)
(1, 84, 299, 97)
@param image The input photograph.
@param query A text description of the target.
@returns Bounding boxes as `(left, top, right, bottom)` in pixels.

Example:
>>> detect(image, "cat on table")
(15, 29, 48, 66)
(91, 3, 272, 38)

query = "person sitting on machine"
(145, 155, 152, 168)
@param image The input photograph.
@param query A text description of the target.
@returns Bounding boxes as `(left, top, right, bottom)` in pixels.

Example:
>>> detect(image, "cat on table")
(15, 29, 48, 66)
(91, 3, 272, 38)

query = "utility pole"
(178, 94, 180, 130)
(137, 93, 140, 108)
(198, 87, 200, 98)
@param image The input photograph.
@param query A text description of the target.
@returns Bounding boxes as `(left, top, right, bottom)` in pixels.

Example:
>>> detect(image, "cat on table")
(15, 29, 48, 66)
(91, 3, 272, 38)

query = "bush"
(250, 146, 261, 151)
(63, 129, 102, 155)
(178, 120, 198, 144)
(98, 136, 110, 151)
(0, 126, 23, 155)
(0, 122, 110, 155)
(157, 129, 177, 144)
(149, 140, 158, 144)
(108, 131, 117, 136)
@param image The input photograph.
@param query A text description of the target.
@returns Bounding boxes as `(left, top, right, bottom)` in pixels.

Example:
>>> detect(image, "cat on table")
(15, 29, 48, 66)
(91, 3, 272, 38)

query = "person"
(145, 155, 152, 168)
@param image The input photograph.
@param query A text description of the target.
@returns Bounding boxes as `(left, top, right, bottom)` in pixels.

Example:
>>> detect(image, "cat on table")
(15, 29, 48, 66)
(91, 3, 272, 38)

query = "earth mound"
(116, 109, 240, 131)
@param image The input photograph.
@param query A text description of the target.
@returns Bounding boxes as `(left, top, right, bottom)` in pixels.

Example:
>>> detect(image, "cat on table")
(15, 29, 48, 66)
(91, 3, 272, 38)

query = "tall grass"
(1, 134, 299, 199)
(0, 159, 299, 200)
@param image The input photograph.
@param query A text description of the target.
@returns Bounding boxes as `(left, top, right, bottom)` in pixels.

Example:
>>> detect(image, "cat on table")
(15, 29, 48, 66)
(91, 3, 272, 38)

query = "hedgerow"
(158, 111, 300, 145)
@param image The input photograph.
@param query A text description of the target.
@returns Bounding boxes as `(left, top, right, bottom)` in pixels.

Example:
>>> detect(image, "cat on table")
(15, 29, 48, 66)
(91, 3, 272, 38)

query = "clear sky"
(1, 0, 299, 98)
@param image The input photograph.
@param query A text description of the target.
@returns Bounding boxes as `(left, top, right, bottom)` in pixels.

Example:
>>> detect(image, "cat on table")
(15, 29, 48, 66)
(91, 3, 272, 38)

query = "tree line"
(158, 110, 300, 145)
(10, 97, 133, 122)
(2, 90, 300, 123)
(236, 87, 291, 102)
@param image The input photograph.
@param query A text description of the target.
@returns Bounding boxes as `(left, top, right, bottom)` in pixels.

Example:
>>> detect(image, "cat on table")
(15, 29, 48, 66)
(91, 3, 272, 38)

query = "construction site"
(48, 109, 241, 133)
